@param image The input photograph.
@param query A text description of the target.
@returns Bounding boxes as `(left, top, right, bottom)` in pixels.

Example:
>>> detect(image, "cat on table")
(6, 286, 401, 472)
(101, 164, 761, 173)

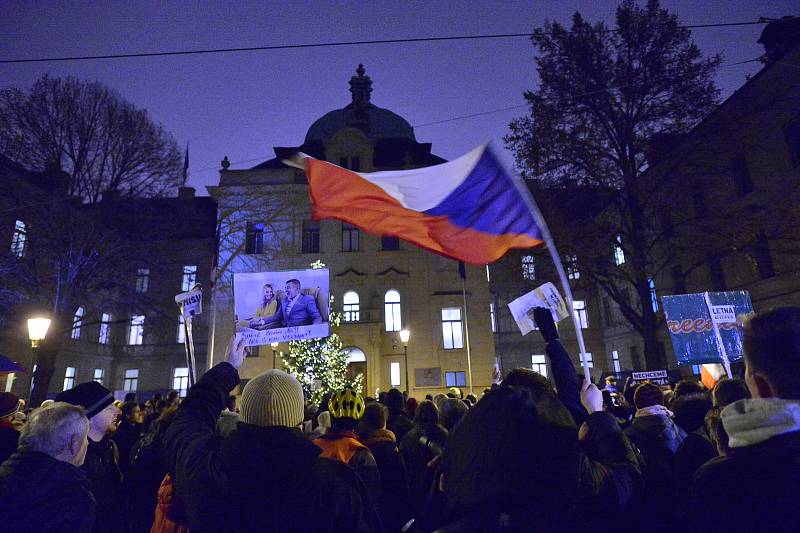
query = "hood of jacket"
(629, 412, 686, 449)
(361, 428, 396, 447)
(722, 398, 800, 448)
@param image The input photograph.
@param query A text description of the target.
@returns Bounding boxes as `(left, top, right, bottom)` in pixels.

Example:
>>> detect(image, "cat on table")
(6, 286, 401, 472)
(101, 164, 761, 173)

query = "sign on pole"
(175, 285, 203, 386)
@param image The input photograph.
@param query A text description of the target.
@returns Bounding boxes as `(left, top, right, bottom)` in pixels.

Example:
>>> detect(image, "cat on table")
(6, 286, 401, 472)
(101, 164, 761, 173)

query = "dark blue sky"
(1, 1, 795, 193)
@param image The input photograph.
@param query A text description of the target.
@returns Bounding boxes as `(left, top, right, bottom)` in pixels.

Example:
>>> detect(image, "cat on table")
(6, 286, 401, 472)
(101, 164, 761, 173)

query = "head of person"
(261, 283, 275, 305)
(55, 381, 118, 441)
(18, 402, 89, 466)
(439, 398, 468, 431)
(605, 375, 617, 387)
(674, 379, 704, 399)
(705, 407, 731, 456)
(284, 279, 301, 299)
(447, 387, 463, 399)
(120, 401, 142, 424)
(712, 378, 751, 408)
(624, 383, 639, 407)
(377, 391, 388, 405)
(671, 393, 712, 433)
(239, 369, 304, 429)
(405, 397, 418, 418)
(441, 386, 579, 522)
(633, 382, 664, 410)
(502, 368, 557, 400)
(743, 307, 800, 399)
(166, 390, 180, 406)
(0, 392, 21, 421)
(329, 388, 365, 432)
(433, 393, 446, 409)
(413, 400, 440, 427)
(385, 388, 405, 413)
(124, 392, 137, 403)
(466, 393, 478, 404)
(358, 402, 387, 437)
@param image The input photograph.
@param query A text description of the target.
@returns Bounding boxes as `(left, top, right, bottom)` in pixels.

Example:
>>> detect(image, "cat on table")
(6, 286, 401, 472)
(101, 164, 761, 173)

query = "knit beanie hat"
(0, 392, 21, 418)
(56, 381, 114, 418)
(240, 369, 304, 428)
(634, 383, 664, 410)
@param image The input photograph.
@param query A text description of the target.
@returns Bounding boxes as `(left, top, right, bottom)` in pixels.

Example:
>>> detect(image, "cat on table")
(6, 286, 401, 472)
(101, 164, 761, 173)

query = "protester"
(56, 381, 128, 533)
(164, 336, 382, 532)
(113, 401, 143, 474)
(672, 392, 715, 496)
(438, 397, 468, 431)
(359, 402, 413, 532)
(446, 387, 462, 399)
(603, 375, 618, 393)
(0, 402, 95, 532)
(314, 387, 381, 496)
(307, 409, 331, 441)
(689, 307, 800, 533)
(711, 377, 751, 408)
(400, 400, 448, 515)
(405, 397, 418, 419)
(166, 390, 180, 408)
(0, 392, 22, 464)
(385, 388, 413, 442)
(216, 395, 239, 436)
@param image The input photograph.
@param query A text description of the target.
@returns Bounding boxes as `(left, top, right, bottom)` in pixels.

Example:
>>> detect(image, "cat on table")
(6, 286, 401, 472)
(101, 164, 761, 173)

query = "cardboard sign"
(632, 370, 668, 381)
(175, 287, 203, 318)
(661, 291, 754, 366)
(508, 282, 570, 336)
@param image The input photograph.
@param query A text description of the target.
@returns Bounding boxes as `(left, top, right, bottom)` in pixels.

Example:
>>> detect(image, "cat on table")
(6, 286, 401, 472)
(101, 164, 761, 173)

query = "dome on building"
(304, 64, 417, 143)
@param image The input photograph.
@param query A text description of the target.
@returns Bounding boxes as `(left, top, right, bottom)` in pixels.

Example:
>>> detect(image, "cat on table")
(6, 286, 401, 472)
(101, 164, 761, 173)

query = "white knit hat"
(240, 369, 304, 428)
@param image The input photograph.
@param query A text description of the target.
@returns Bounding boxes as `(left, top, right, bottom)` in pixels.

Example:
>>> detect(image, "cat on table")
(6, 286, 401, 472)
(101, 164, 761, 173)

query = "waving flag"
(296, 144, 543, 264)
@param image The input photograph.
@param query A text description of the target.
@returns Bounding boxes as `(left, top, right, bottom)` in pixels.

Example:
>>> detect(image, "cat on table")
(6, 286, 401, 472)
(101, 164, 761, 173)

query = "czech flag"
(295, 144, 544, 264)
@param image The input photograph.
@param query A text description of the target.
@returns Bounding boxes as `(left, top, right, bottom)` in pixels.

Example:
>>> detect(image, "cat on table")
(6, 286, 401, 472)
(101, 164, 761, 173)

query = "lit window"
(343, 291, 360, 322)
(566, 254, 580, 280)
(390, 362, 401, 388)
(580, 352, 594, 368)
(173, 367, 189, 397)
(614, 235, 625, 266)
(182, 265, 197, 291)
(531, 354, 548, 378)
(692, 364, 702, 376)
(442, 308, 464, 350)
(521, 255, 535, 280)
(136, 268, 149, 293)
(11, 220, 27, 257)
(612, 350, 621, 373)
(384, 290, 402, 332)
(93, 368, 104, 385)
(648, 278, 658, 312)
(129, 315, 145, 345)
(63, 367, 76, 391)
(71, 307, 84, 340)
(490, 302, 496, 333)
(124, 369, 139, 392)
(342, 223, 359, 252)
(572, 300, 588, 329)
(177, 314, 185, 343)
(99, 313, 112, 344)
(445, 371, 466, 387)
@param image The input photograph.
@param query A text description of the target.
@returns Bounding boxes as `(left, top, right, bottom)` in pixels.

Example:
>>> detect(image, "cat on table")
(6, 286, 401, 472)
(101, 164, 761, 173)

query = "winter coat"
(545, 339, 589, 427)
(688, 399, 800, 533)
(0, 450, 96, 533)
(0, 418, 19, 464)
(674, 427, 716, 495)
(164, 362, 383, 533)
(314, 429, 382, 497)
(400, 423, 448, 514)
(387, 410, 413, 443)
(125, 417, 174, 533)
(362, 429, 413, 532)
(113, 419, 142, 474)
(151, 474, 190, 533)
(83, 436, 129, 533)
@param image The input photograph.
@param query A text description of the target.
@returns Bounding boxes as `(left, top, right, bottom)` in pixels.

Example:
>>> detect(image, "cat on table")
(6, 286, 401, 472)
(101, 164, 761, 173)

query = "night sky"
(1, 1, 796, 193)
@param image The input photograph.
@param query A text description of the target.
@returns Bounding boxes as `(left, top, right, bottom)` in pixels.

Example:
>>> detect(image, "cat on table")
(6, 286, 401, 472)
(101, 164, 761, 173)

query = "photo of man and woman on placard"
(233, 268, 330, 346)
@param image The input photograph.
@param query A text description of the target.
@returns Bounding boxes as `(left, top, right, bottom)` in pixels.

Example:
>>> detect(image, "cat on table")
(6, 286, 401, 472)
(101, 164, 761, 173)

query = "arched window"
(343, 291, 360, 322)
(384, 290, 401, 332)
(11, 220, 27, 257)
(344, 346, 366, 364)
(71, 307, 84, 340)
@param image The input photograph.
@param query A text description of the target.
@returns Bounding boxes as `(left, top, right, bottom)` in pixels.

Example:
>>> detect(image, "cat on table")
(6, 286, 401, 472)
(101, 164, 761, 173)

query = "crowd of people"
(0, 306, 798, 532)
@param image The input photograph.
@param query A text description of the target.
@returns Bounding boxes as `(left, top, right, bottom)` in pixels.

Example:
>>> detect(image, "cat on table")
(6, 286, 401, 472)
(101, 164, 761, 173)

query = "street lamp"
(27, 317, 51, 403)
(399, 329, 410, 394)
(271, 342, 279, 370)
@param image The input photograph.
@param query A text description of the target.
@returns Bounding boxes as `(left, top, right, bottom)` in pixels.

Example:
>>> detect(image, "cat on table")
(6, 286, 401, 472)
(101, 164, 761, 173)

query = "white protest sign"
(631, 370, 668, 381)
(175, 287, 203, 318)
(710, 305, 737, 324)
(507, 282, 570, 336)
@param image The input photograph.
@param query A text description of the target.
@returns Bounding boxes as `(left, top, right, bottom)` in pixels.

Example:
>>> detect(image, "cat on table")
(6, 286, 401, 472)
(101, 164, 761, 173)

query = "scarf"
(635, 404, 674, 418)
(722, 398, 800, 448)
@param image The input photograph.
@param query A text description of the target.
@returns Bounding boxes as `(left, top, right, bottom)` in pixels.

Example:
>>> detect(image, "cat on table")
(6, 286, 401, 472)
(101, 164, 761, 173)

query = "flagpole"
(508, 170, 592, 383)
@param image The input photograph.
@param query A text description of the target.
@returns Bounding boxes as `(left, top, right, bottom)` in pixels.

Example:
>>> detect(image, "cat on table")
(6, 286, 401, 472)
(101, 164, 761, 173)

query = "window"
(785, 116, 800, 167)
(691, 364, 702, 376)
(181, 265, 197, 291)
(445, 371, 467, 387)
(531, 354, 548, 378)
(246, 222, 265, 254)
(753, 236, 775, 279)
(384, 290, 402, 332)
(442, 308, 464, 349)
(10, 220, 26, 257)
(135, 268, 150, 293)
(71, 307, 84, 340)
(129, 315, 145, 345)
(381, 235, 400, 250)
(390, 362, 401, 388)
(63, 367, 76, 391)
(521, 255, 536, 280)
(343, 291, 360, 322)
(612, 350, 621, 373)
(490, 302, 496, 333)
(93, 368, 104, 385)
(566, 254, 580, 280)
(342, 223, 359, 252)
(177, 314, 185, 343)
(730, 156, 754, 196)
(302, 220, 320, 253)
(648, 278, 658, 312)
(173, 367, 189, 397)
(614, 235, 625, 266)
(124, 369, 139, 392)
(99, 313, 111, 344)
(671, 265, 686, 294)
(708, 258, 726, 291)
(572, 300, 588, 329)
(580, 352, 594, 369)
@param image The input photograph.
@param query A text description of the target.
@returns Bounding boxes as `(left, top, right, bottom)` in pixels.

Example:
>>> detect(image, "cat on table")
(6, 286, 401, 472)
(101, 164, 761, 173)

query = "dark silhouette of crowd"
(1, 306, 798, 532)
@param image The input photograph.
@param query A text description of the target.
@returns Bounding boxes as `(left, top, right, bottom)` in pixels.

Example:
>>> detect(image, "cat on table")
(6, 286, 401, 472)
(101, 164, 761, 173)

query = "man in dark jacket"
(0, 402, 95, 532)
(0, 392, 21, 464)
(112, 401, 142, 474)
(164, 335, 383, 533)
(57, 380, 127, 533)
(385, 388, 413, 442)
(689, 307, 800, 533)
